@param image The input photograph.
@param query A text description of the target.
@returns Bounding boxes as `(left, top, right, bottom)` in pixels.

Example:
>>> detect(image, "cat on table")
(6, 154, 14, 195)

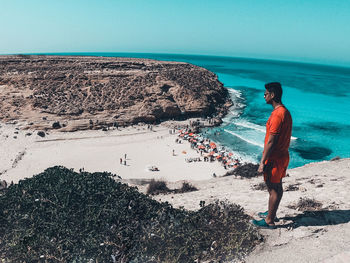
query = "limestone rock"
(0, 55, 232, 131)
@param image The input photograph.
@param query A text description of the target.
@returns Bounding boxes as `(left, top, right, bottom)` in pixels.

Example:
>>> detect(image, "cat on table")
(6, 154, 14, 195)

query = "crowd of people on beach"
(177, 129, 241, 170)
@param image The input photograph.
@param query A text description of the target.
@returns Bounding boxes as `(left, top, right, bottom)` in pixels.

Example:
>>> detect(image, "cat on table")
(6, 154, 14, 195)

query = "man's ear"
(270, 92, 275, 100)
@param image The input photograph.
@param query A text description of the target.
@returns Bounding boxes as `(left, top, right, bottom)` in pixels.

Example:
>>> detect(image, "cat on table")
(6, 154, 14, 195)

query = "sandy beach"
(1, 120, 349, 263)
(0, 120, 227, 183)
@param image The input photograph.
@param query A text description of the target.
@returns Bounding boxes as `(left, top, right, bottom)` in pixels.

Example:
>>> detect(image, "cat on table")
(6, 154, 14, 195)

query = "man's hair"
(265, 82, 282, 103)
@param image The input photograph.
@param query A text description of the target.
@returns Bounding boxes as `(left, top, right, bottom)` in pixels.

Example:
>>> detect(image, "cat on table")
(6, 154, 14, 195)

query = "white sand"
(152, 159, 350, 263)
(1, 121, 349, 263)
(0, 121, 226, 183)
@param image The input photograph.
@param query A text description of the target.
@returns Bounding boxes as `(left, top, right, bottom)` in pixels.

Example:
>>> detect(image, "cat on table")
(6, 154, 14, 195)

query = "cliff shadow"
(279, 209, 350, 229)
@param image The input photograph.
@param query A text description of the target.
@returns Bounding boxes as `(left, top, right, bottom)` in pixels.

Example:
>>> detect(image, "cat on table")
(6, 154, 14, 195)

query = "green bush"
(0, 166, 261, 262)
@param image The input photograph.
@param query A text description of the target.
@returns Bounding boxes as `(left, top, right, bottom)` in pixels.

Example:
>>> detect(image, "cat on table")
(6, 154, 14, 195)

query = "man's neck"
(272, 101, 283, 110)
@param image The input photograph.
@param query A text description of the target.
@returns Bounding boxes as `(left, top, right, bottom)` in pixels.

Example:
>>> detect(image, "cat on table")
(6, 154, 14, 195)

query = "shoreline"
(1, 118, 347, 184)
(1, 120, 350, 262)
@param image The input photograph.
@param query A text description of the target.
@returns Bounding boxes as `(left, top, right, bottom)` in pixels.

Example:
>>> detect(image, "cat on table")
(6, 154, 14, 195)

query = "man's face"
(264, 90, 274, 104)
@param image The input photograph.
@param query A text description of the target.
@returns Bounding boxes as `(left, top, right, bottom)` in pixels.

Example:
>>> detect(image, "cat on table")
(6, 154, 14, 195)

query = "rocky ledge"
(0, 55, 232, 131)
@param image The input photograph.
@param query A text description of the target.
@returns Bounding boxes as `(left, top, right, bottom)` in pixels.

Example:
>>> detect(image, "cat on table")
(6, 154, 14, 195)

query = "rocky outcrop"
(0, 55, 232, 131)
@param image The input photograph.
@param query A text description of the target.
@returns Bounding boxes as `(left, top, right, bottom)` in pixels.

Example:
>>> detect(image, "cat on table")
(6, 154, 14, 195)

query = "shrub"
(37, 131, 45, 137)
(142, 200, 262, 262)
(288, 197, 323, 211)
(0, 167, 261, 262)
(146, 179, 172, 195)
(52, 121, 61, 129)
(285, 183, 300, 191)
(147, 180, 198, 195)
(225, 163, 259, 178)
(176, 182, 198, 193)
(252, 182, 267, 191)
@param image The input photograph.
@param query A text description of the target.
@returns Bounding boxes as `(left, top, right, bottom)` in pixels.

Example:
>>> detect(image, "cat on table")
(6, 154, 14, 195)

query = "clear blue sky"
(1, 0, 350, 67)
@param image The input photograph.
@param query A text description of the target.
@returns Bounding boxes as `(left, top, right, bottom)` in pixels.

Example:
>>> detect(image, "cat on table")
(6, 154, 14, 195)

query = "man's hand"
(257, 162, 265, 175)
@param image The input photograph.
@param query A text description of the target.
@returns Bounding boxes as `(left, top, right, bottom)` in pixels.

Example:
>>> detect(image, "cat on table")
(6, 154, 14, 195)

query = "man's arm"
(258, 134, 279, 174)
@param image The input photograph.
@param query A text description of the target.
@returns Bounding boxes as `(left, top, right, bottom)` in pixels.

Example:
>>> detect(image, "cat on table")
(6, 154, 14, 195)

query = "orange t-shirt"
(264, 105, 292, 160)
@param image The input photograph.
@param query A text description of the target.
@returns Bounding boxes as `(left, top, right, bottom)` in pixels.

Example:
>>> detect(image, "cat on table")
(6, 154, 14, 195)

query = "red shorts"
(263, 156, 289, 184)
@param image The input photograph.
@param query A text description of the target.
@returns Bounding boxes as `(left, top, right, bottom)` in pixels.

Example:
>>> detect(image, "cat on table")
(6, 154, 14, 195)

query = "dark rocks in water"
(294, 146, 332, 160)
(37, 131, 45, 137)
(330, 156, 341, 161)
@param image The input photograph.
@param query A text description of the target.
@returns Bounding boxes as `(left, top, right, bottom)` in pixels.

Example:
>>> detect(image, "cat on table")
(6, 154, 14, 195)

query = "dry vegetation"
(0, 167, 260, 262)
(147, 179, 198, 195)
(225, 163, 259, 178)
(288, 197, 323, 211)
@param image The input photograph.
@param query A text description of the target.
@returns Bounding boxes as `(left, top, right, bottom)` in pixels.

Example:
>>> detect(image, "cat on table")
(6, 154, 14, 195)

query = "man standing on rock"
(253, 82, 292, 229)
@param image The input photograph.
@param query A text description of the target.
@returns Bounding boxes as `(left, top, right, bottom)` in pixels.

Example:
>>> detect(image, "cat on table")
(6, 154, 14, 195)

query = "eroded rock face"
(0, 55, 232, 131)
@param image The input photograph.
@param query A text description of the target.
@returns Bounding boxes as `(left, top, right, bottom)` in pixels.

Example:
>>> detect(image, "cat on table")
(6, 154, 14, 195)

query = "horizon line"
(1, 51, 350, 70)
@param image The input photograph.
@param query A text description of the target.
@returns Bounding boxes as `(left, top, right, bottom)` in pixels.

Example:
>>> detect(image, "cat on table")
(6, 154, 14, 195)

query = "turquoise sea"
(47, 53, 350, 168)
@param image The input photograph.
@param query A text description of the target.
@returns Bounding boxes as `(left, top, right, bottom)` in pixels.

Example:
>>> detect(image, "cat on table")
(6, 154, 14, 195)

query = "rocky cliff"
(0, 55, 232, 131)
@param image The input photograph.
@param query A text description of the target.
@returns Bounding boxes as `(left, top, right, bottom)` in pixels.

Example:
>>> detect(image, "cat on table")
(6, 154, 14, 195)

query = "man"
(252, 82, 292, 229)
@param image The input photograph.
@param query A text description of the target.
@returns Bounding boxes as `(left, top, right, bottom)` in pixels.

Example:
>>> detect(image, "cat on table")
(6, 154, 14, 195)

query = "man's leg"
(265, 181, 283, 225)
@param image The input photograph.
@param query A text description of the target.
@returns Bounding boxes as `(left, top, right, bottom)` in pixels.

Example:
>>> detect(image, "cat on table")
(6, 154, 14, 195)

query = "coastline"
(1, 119, 350, 262)
(1, 54, 349, 262)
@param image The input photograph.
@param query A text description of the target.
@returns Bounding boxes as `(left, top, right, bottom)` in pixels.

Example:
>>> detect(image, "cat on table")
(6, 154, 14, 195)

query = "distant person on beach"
(253, 82, 292, 229)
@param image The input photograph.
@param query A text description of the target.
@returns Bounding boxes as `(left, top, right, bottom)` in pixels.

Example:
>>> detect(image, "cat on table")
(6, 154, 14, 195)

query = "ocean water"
(49, 53, 350, 168)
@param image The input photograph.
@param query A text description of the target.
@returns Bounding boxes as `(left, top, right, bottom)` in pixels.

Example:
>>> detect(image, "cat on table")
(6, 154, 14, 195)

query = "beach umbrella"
(189, 133, 194, 136)
(229, 153, 233, 156)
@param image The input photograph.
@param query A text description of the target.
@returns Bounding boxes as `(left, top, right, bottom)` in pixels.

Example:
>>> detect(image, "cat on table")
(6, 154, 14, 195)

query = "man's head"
(264, 82, 282, 104)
